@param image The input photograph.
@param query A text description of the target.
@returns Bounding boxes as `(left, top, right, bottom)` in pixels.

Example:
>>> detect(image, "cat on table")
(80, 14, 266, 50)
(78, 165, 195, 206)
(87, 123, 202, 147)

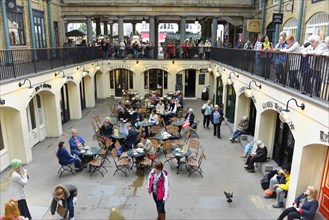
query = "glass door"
(114, 69, 133, 97)
(216, 76, 223, 106)
(60, 84, 70, 124)
(225, 84, 236, 123)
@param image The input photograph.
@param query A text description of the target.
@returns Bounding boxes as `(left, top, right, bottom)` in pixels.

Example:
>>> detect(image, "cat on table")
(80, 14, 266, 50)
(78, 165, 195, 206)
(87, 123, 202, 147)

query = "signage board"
(272, 13, 283, 24)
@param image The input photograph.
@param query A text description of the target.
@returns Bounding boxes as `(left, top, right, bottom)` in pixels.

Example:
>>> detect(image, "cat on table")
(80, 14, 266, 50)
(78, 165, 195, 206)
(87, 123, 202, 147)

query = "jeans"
(277, 207, 301, 220)
(203, 114, 211, 128)
(64, 157, 82, 169)
(231, 130, 244, 141)
(244, 142, 253, 156)
(213, 123, 221, 137)
(153, 194, 165, 213)
(63, 194, 75, 218)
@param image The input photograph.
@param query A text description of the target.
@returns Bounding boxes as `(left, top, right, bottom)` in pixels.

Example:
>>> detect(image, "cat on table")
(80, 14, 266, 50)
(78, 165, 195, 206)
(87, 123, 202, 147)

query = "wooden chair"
(135, 133, 142, 146)
(115, 140, 129, 158)
(88, 148, 109, 177)
(57, 151, 75, 178)
(166, 125, 180, 140)
(148, 137, 159, 158)
(175, 129, 190, 146)
(109, 103, 118, 117)
(140, 106, 147, 117)
(91, 119, 100, 140)
(187, 119, 200, 139)
(150, 125, 161, 136)
(111, 148, 131, 177)
(187, 139, 201, 160)
(97, 137, 112, 164)
(186, 148, 205, 177)
(94, 115, 102, 129)
(162, 140, 175, 169)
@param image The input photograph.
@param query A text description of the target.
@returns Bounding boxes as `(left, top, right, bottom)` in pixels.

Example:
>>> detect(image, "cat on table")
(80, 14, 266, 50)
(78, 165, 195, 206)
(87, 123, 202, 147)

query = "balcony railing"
(211, 48, 329, 101)
(0, 47, 102, 81)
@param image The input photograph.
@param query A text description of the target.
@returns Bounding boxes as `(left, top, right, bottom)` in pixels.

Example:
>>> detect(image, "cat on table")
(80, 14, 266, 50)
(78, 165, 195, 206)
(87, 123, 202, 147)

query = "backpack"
(260, 170, 277, 190)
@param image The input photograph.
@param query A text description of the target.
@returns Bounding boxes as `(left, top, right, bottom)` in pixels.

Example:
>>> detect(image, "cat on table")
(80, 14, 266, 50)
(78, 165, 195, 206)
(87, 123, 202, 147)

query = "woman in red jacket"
(148, 162, 169, 220)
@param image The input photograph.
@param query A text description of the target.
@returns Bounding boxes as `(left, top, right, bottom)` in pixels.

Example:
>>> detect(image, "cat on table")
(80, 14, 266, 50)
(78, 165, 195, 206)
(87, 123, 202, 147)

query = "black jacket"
(124, 128, 138, 149)
(184, 113, 195, 125)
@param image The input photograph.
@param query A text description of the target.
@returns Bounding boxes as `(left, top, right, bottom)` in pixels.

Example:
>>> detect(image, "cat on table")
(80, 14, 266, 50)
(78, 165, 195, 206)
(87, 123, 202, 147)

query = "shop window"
(33, 10, 46, 48)
(110, 71, 114, 89)
(7, 6, 25, 45)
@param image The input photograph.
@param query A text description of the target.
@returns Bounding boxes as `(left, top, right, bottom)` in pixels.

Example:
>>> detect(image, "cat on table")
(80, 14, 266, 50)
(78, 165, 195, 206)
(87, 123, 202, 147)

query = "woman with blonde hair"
(1, 199, 27, 220)
(8, 159, 32, 219)
(277, 186, 319, 220)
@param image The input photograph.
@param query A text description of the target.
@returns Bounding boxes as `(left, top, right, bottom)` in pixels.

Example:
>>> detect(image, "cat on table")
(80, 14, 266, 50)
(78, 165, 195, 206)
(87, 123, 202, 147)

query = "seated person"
(264, 166, 291, 208)
(116, 101, 123, 114)
(124, 100, 131, 109)
(137, 134, 155, 155)
(123, 124, 138, 150)
(168, 99, 177, 114)
(277, 186, 319, 220)
(229, 116, 249, 143)
(156, 100, 165, 114)
(241, 140, 254, 158)
(149, 109, 159, 126)
(151, 92, 159, 105)
(244, 140, 267, 173)
(133, 108, 144, 128)
(117, 107, 130, 135)
(68, 128, 85, 157)
(183, 108, 195, 129)
(57, 141, 82, 171)
(100, 117, 113, 137)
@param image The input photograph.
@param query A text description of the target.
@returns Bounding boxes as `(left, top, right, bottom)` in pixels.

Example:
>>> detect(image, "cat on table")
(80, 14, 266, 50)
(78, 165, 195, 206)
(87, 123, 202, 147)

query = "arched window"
(283, 17, 298, 38)
(305, 12, 329, 41)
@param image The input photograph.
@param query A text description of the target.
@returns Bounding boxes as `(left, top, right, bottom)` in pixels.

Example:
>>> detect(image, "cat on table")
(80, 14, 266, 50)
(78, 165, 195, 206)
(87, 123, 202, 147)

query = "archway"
(109, 68, 134, 97)
(305, 12, 329, 40)
(143, 69, 168, 96)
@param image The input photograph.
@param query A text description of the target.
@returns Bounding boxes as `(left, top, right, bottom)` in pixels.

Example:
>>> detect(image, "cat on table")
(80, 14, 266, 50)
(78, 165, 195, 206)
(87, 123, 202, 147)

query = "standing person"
(253, 33, 263, 75)
(260, 36, 273, 78)
(277, 186, 319, 220)
(198, 40, 205, 59)
(201, 99, 214, 128)
(243, 39, 253, 49)
(167, 41, 175, 59)
(68, 129, 85, 157)
(210, 105, 224, 138)
(145, 40, 152, 59)
(49, 184, 78, 220)
(156, 100, 165, 114)
(1, 199, 27, 220)
(204, 40, 211, 60)
(244, 140, 267, 173)
(187, 37, 196, 59)
(182, 40, 188, 59)
(9, 159, 32, 220)
(147, 162, 169, 220)
(229, 116, 249, 143)
(273, 36, 287, 83)
(123, 124, 138, 150)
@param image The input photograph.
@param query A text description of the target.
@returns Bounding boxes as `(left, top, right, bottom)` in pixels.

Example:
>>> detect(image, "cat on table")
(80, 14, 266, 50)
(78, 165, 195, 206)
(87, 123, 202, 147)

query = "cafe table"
(80, 146, 101, 172)
(138, 121, 152, 136)
(171, 148, 192, 174)
(171, 120, 185, 135)
(127, 148, 146, 170)
(154, 133, 171, 141)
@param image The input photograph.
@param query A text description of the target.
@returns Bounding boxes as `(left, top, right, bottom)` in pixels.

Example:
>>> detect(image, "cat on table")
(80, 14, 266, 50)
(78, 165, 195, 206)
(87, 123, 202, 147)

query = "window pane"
(0, 121, 4, 151)
(29, 101, 36, 129)
(7, 7, 25, 45)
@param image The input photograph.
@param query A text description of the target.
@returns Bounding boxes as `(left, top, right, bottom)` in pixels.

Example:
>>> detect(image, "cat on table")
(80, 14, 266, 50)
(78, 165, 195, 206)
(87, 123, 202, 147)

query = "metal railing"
(0, 47, 102, 80)
(211, 48, 329, 101)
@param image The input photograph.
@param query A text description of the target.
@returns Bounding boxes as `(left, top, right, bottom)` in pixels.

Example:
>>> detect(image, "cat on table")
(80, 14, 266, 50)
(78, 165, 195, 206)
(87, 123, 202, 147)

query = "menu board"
(199, 74, 205, 85)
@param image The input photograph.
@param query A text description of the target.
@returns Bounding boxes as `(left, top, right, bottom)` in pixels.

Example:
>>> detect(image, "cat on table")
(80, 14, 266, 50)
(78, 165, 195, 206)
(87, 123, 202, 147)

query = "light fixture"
(92, 61, 100, 70)
(18, 79, 34, 97)
(142, 17, 146, 25)
(207, 67, 212, 72)
(195, 17, 199, 25)
(244, 80, 262, 97)
(77, 65, 90, 75)
(172, 60, 175, 65)
(227, 72, 239, 85)
(220, 66, 225, 71)
(55, 70, 65, 77)
(136, 60, 139, 65)
(279, 98, 305, 123)
(0, 98, 5, 105)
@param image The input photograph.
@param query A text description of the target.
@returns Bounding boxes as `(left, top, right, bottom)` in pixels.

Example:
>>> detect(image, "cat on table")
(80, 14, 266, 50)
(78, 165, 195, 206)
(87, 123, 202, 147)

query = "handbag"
(201, 108, 205, 114)
(57, 203, 67, 217)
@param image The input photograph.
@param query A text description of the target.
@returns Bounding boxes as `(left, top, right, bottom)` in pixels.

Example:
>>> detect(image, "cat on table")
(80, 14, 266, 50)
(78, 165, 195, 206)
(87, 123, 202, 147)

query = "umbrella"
(65, 29, 86, 37)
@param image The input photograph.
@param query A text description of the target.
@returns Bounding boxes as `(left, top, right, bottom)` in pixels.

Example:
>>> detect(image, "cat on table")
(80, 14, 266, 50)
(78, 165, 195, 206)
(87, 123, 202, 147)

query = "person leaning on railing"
(204, 39, 211, 60)
(320, 36, 329, 100)
(273, 36, 287, 83)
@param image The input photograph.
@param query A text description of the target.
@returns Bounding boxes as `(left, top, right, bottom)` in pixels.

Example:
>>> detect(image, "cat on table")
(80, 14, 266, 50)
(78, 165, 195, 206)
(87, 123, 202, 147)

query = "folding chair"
(150, 125, 161, 136)
(187, 139, 201, 160)
(162, 140, 175, 169)
(97, 137, 112, 164)
(148, 137, 159, 158)
(91, 119, 100, 140)
(56, 151, 75, 178)
(186, 148, 205, 177)
(88, 149, 109, 177)
(115, 140, 128, 158)
(175, 129, 190, 146)
(111, 148, 131, 177)
(166, 125, 180, 140)
(187, 119, 200, 139)
(94, 115, 102, 129)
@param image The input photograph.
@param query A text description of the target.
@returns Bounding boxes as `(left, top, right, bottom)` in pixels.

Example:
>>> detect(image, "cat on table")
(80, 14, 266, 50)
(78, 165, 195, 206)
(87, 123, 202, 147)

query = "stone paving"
(0, 98, 284, 219)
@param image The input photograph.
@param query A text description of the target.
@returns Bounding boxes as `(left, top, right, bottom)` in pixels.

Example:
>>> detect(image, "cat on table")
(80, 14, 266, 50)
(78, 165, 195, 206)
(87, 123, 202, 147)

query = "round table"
(171, 148, 192, 174)
(138, 121, 152, 136)
(81, 146, 101, 172)
(111, 132, 128, 139)
(154, 133, 171, 141)
(161, 112, 175, 125)
(171, 120, 185, 134)
(127, 149, 146, 170)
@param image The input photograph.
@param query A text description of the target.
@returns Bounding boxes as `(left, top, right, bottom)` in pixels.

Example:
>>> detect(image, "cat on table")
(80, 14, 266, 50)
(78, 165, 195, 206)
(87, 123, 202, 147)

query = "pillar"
(110, 23, 113, 37)
(149, 16, 155, 58)
(154, 18, 159, 59)
(295, 0, 305, 43)
(95, 18, 101, 37)
(87, 16, 93, 44)
(104, 21, 108, 36)
(118, 16, 124, 43)
(242, 18, 248, 42)
(0, 0, 11, 49)
(47, 0, 55, 48)
(274, 0, 282, 44)
(28, 0, 37, 48)
(180, 16, 186, 57)
(260, 0, 266, 35)
(132, 22, 136, 35)
(211, 17, 218, 47)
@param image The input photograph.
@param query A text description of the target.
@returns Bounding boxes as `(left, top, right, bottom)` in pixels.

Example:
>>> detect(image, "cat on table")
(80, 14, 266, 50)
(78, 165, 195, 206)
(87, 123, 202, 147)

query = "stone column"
(0, 0, 11, 49)
(28, 0, 36, 48)
(295, 0, 305, 43)
(260, 0, 266, 35)
(87, 16, 93, 44)
(211, 17, 218, 47)
(242, 17, 248, 42)
(118, 16, 124, 43)
(95, 18, 101, 37)
(274, 0, 282, 44)
(110, 23, 113, 37)
(47, 0, 55, 48)
(103, 21, 108, 36)
(149, 16, 155, 58)
(154, 17, 159, 59)
(180, 16, 186, 57)
(132, 21, 136, 35)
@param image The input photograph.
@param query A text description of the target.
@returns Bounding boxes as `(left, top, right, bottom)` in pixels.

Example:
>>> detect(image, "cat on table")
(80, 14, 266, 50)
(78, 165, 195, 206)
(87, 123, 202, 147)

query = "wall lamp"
(77, 65, 89, 76)
(18, 79, 34, 97)
(195, 17, 199, 25)
(244, 80, 262, 97)
(55, 70, 65, 77)
(220, 66, 225, 71)
(92, 61, 100, 70)
(172, 60, 175, 65)
(227, 72, 239, 85)
(136, 60, 139, 65)
(142, 17, 146, 25)
(279, 98, 305, 123)
(0, 98, 5, 105)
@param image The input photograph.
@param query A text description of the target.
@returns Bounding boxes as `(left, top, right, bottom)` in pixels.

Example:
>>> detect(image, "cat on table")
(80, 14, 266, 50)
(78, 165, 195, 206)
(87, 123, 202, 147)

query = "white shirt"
(10, 171, 28, 200)
(149, 114, 159, 125)
(156, 103, 165, 114)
